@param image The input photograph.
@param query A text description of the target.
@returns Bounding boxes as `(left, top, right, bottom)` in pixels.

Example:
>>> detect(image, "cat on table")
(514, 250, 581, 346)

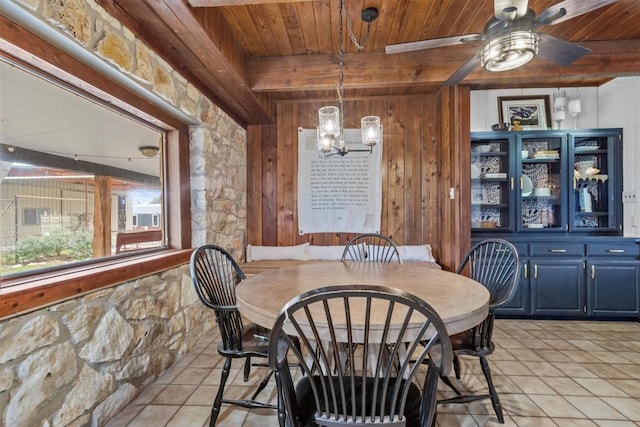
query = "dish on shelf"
(575, 146, 600, 152)
(472, 144, 492, 153)
(483, 172, 507, 179)
(532, 154, 560, 160)
(532, 149, 560, 160)
(574, 168, 600, 179)
(521, 175, 533, 197)
(575, 139, 600, 147)
(491, 123, 510, 131)
(526, 223, 544, 229)
(471, 163, 481, 179)
(534, 187, 551, 197)
(575, 160, 596, 175)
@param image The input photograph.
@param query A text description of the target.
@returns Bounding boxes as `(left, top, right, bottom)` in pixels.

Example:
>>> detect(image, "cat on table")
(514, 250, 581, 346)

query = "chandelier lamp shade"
(316, 0, 380, 157)
(480, 10, 539, 72)
(317, 106, 340, 153)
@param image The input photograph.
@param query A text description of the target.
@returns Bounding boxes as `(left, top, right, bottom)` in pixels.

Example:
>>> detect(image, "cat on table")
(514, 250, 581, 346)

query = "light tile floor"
(106, 319, 640, 426)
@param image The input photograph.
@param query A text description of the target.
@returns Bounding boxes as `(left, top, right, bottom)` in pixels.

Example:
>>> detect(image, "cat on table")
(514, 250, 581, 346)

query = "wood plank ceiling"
(97, 0, 640, 126)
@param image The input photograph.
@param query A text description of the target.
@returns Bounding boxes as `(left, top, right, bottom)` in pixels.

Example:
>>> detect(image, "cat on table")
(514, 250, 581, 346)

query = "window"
(0, 21, 191, 318)
(22, 208, 50, 226)
(0, 57, 168, 279)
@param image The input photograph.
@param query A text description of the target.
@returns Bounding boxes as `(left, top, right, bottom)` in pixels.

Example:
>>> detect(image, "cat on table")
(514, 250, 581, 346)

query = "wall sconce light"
(138, 146, 160, 158)
(568, 95, 582, 129)
(553, 90, 567, 129)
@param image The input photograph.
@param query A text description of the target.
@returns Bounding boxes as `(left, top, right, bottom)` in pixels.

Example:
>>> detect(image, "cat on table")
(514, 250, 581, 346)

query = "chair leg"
(250, 370, 274, 400)
(244, 357, 251, 382)
(453, 354, 461, 379)
(480, 355, 504, 424)
(439, 375, 462, 395)
(211, 357, 232, 427)
(420, 367, 440, 427)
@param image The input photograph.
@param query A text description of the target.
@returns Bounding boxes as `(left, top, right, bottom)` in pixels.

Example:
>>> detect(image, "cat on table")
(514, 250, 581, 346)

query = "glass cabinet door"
(569, 129, 622, 233)
(518, 132, 566, 232)
(471, 134, 513, 232)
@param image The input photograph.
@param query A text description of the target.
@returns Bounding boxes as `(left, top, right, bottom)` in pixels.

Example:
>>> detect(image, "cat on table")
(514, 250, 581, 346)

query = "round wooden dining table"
(236, 261, 489, 336)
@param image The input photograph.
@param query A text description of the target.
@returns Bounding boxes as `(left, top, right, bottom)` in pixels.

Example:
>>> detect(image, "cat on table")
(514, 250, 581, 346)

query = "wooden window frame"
(0, 18, 192, 319)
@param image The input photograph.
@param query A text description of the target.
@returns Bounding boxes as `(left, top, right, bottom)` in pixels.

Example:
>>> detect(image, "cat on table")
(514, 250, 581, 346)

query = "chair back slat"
(456, 238, 520, 350)
(269, 285, 452, 426)
(458, 239, 520, 309)
(190, 245, 246, 350)
(341, 234, 402, 264)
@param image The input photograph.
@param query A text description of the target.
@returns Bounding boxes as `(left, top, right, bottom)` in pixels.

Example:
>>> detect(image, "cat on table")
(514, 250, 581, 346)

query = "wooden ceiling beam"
(98, 0, 273, 125)
(188, 0, 318, 6)
(250, 40, 640, 92)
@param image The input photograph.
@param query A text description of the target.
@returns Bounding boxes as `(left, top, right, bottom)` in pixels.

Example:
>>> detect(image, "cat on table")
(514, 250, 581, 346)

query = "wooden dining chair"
(268, 284, 452, 427)
(341, 233, 402, 263)
(438, 238, 520, 424)
(190, 244, 276, 426)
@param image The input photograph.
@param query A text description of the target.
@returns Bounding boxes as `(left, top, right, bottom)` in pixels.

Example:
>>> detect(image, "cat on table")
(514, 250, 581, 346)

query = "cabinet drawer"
(511, 243, 528, 257)
(530, 243, 584, 256)
(587, 242, 640, 257)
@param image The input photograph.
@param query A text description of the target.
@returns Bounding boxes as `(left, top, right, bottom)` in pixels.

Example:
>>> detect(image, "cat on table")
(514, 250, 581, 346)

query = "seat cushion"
(295, 375, 421, 425)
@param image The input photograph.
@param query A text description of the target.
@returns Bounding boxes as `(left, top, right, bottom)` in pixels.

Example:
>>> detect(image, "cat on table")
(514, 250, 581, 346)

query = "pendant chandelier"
(317, 0, 380, 156)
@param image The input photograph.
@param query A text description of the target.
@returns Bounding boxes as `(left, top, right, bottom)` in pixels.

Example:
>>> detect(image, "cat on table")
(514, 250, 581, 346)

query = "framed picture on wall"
(498, 95, 551, 130)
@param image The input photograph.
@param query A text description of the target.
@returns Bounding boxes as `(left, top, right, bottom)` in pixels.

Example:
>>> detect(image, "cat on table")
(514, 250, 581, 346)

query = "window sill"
(0, 249, 193, 320)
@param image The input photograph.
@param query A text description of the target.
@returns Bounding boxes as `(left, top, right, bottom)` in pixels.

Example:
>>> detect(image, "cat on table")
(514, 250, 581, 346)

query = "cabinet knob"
(606, 249, 625, 253)
(549, 249, 567, 253)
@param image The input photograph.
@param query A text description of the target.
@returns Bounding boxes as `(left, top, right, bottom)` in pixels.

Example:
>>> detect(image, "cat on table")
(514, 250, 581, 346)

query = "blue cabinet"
(588, 260, 640, 316)
(472, 129, 636, 320)
(471, 128, 623, 236)
(485, 238, 640, 319)
(586, 241, 640, 317)
(530, 258, 585, 316)
(528, 242, 586, 316)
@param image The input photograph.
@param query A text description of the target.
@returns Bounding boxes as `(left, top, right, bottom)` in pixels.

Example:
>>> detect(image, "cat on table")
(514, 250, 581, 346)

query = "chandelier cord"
(337, 0, 345, 144)
(337, 0, 373, 145)
(344, 1, 372, 50)
(316, 0, 378, 155)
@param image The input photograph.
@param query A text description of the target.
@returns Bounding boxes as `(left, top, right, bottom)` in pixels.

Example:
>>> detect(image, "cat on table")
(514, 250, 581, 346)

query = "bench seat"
(240, 259, 441, 275)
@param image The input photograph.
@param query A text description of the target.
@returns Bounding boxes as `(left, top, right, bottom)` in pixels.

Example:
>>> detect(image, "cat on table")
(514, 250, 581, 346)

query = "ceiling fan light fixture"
(481, 28, 539, 72)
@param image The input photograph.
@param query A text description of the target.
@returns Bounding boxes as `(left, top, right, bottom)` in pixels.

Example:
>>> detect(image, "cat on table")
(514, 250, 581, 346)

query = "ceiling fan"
(385, 0, 619, 87)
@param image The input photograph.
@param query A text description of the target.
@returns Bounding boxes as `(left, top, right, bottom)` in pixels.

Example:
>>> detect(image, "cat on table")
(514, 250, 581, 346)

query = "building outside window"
(0, 57, 166, 281)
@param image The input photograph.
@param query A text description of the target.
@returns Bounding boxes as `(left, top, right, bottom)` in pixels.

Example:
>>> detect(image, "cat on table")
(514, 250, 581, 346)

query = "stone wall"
(0, 0, 248, 425)
(0, 266, 215, 426)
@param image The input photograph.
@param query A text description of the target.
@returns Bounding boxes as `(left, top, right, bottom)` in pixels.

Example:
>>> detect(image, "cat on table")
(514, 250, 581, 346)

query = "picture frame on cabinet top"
(498, 95, 551, 130)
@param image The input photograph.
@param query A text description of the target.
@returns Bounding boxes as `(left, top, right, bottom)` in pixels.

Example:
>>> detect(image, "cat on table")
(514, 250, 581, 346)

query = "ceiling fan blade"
(494, 0, 529, 21)
(442, 54, 482, 87)
(537, 33, 591, 66)
(385, 34, 483, 54)
(537, 0, 619, 25)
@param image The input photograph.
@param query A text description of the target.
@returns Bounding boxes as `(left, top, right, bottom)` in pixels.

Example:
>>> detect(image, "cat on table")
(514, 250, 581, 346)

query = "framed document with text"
(297, 127, 382, 234)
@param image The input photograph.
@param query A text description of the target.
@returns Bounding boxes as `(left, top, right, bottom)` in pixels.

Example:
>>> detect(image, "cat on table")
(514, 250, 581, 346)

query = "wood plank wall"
(247, 90, 470, 271)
